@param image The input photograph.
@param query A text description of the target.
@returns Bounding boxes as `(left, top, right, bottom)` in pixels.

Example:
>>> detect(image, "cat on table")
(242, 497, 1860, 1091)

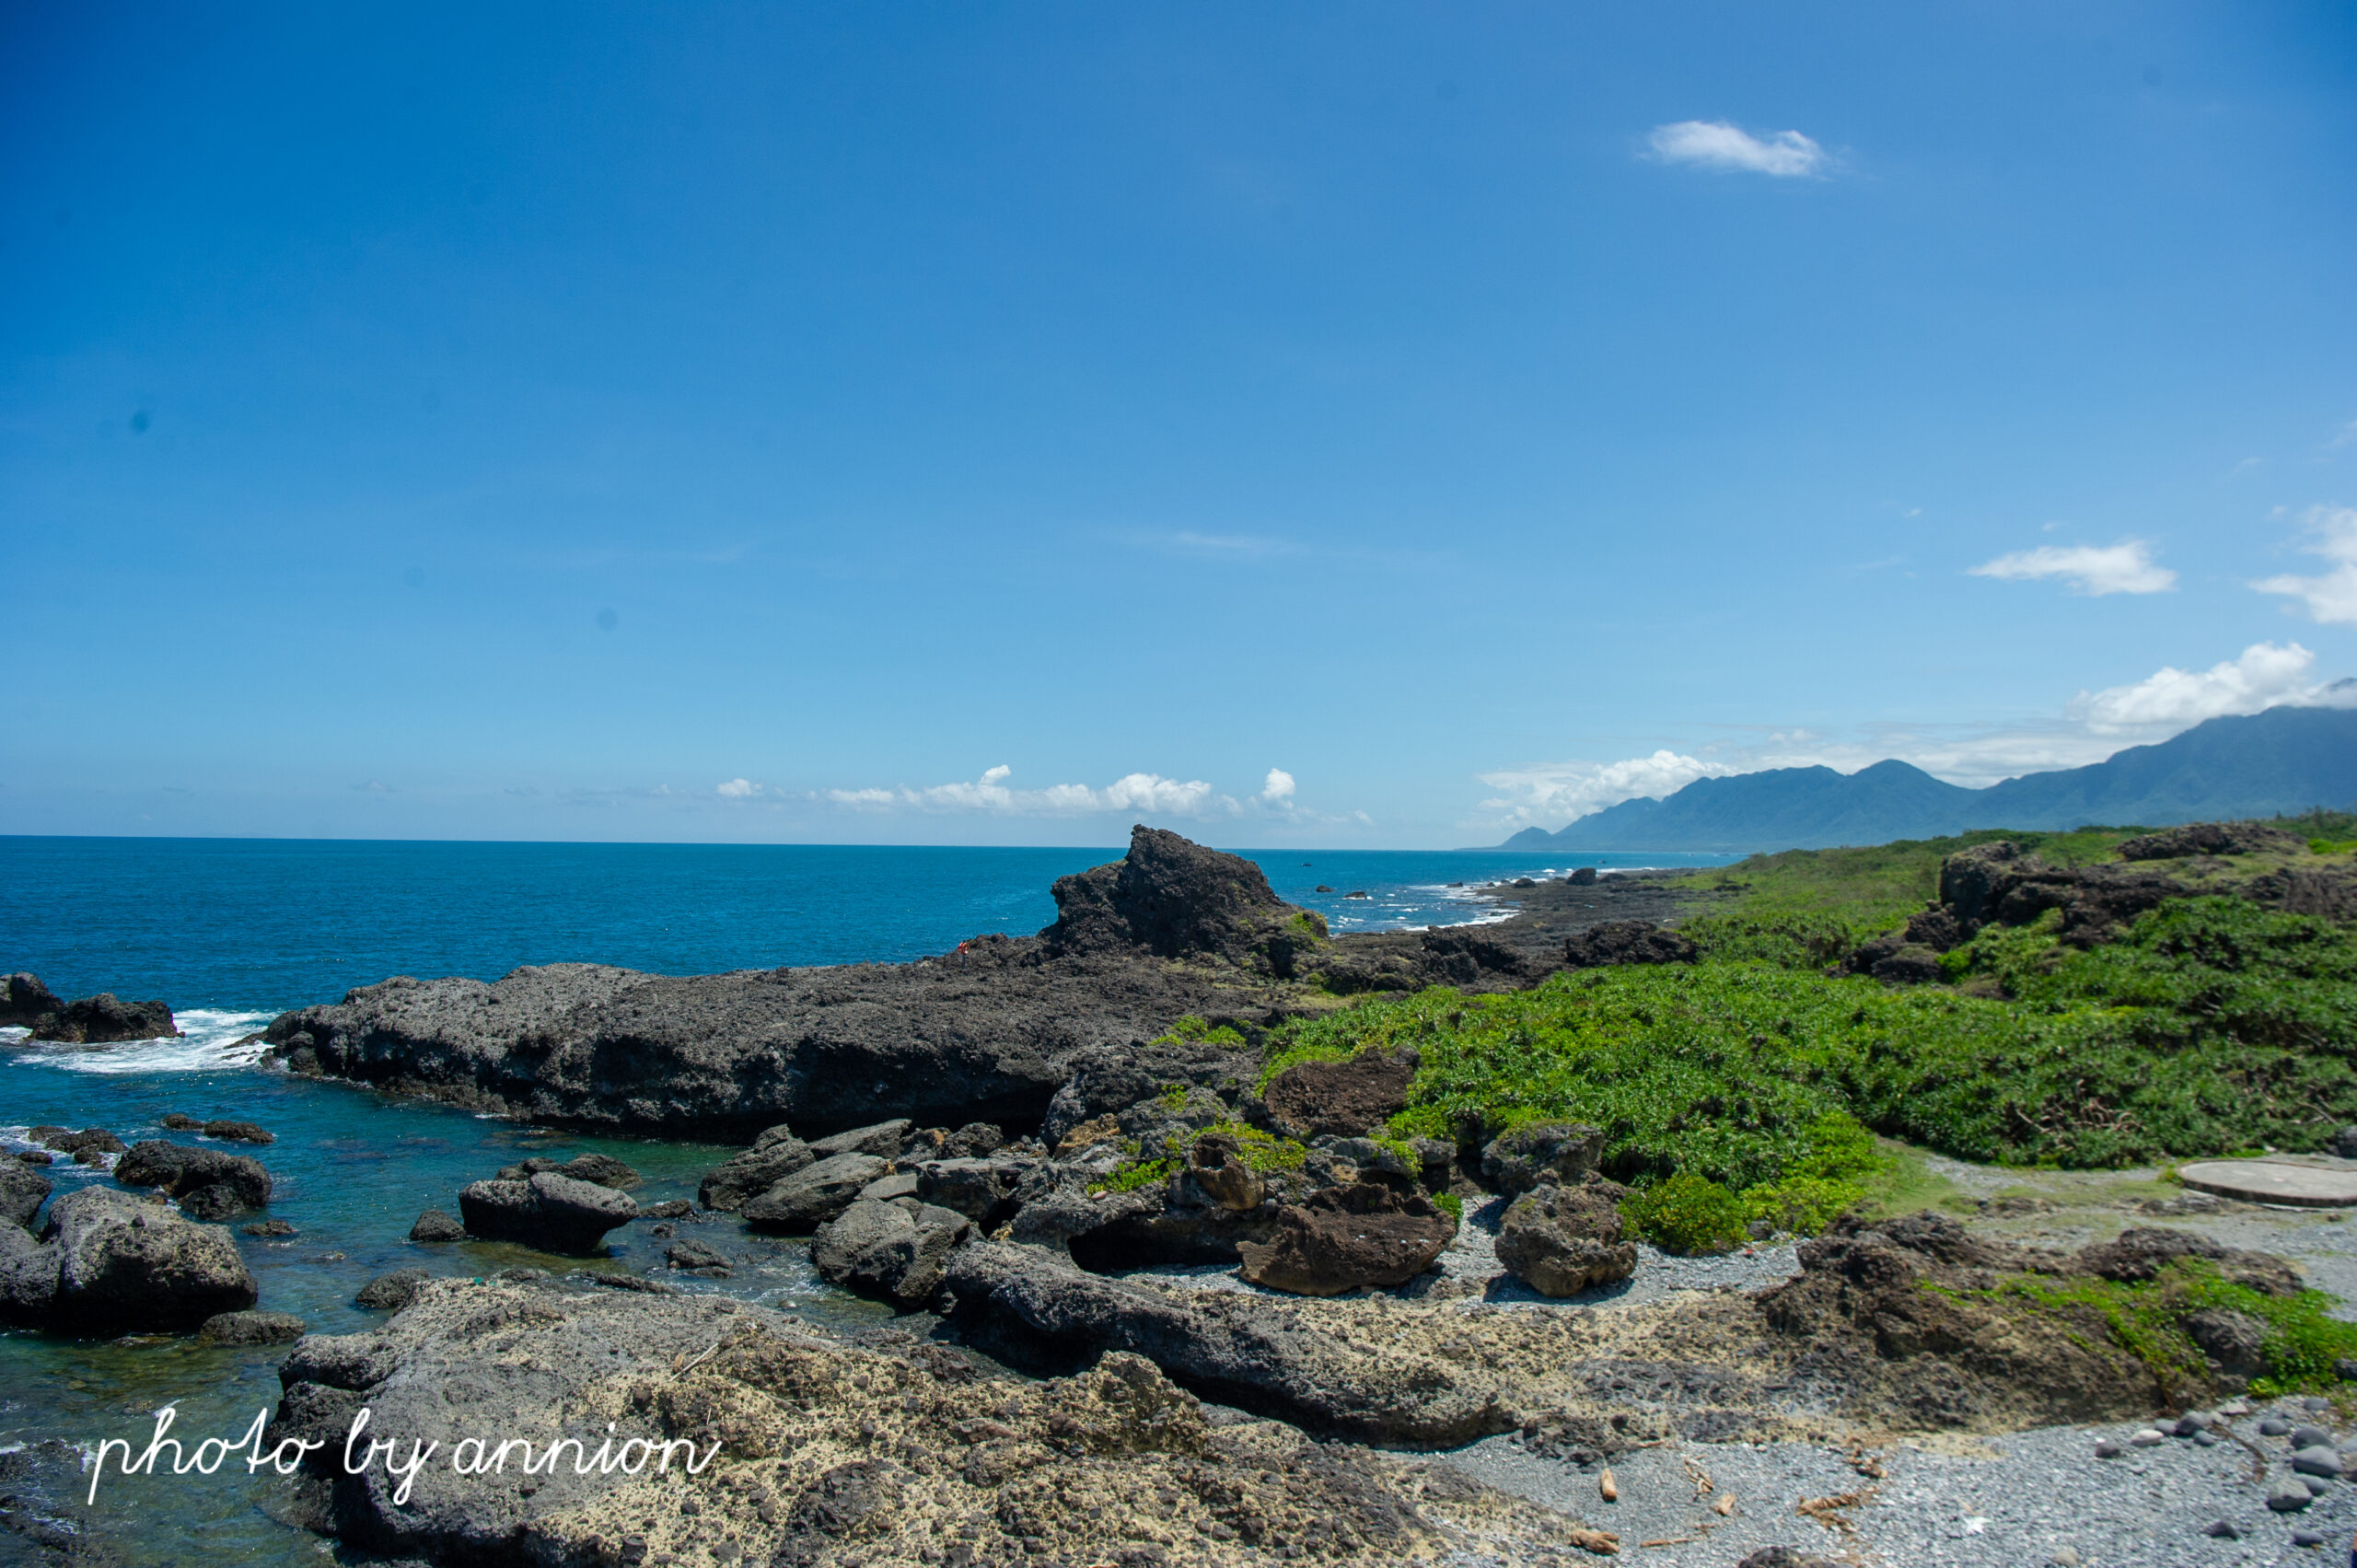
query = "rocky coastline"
(16, 822, 2357, 1566)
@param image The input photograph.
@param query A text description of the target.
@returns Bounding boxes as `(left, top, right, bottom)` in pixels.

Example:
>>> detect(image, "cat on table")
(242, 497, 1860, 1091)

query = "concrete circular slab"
(2177, 1160, 2357, 1208)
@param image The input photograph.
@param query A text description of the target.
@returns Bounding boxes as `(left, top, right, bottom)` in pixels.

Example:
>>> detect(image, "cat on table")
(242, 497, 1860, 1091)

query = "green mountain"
(1502, 703, 2357, 854)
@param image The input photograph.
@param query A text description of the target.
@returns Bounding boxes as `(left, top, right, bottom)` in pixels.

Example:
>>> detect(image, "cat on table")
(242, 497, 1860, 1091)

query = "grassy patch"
(1666, 826, 2146, 939)
(1086, 1122, 1308, 1195)
(1155, 1015, 1248, 1050)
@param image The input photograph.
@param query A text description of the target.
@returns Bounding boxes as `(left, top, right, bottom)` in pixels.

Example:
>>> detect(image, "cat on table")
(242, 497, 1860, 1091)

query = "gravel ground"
(1436, 1409, 2357, 1567)
(1125, 1177, 2357, 1563)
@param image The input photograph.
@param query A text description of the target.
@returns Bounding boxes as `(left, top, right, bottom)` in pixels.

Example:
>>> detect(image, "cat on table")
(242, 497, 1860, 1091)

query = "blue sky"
(4, 2, 2353, 847)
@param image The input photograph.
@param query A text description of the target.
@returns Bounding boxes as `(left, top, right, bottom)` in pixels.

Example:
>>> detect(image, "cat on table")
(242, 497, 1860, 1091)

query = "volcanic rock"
(939, 1121, 1004, 1157)
(408, 1208, 466, 1242)
(41, 1187, 257, 1332)
(493, 1151, 643, 1190)
(2119, 821, 2304, 861)
(1495, 1178, 1638, 1296)
(1235, 1183, 1457, 1296)
(1261, 1049, 1417, 1140)
(179, 1183, 250, 1221)
(203, 1120, 274, 1144)
(740, 1152, 888, 1233)
(113, 1140, 273, 1208)
(201, 1308, 308, 1344)
(664, 1238, 730, 1273)
(266, 1274, 1558, 1566)
(1040, 824, 1315, 973)
(807, 1119, 911, 1160)
(2076, 1227, 2300, 1295)
(458, 1171, 638, 1254)
(913, 1156, 1028, 1227)
(812, 1196, 972, 1306)
(1187, 1131, 1265, 1212)
(8, 989, 179, 1043)
(1560, 921, 1698, 969)
(0, 1222, 58, 1320)
(355, 1269, 430, 1310)
(0, 1158, 51, 1230)
(699, 1137, 816, 1212)
(1480, 1122, 1606, 1196)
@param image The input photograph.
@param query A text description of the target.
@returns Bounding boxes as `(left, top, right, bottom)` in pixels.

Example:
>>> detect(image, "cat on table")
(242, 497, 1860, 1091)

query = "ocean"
(0, 835, 1739, 1564)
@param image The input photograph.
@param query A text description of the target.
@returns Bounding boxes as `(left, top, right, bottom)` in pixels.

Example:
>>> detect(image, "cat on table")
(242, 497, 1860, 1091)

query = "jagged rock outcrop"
(1041, 825, 1321, 975)
(1480, 1122, 1605, 1196)
(1, 975, 178, 1042)
(259, 830, 1329, 1139)
(740, 1152, 887, 1233)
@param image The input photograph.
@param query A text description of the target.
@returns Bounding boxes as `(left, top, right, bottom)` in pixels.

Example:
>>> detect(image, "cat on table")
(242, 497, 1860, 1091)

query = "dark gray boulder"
(808, 1119, 911, 1160)
(202, 1308, 307, 1344)
(914, 1156, 1028, 1226)
(741, 1152, 888, 1233)
(408, 1208, 466, 1242)
(1495, 1179, 1638, 1296)
(0, 1158, 51, 1229)
(698, 1137, 816, 1211)
(664, 1237, 731, 1273)
(940, 1121, 1005, 1157)
(179, 1182, 250, 1221)
(1480, 1122, 1605, 1196)
(1038, 1035, 1261, 1150)
(0, 1221, 59, 1322)
(2119, 821, 2303, 861)
(812, 1196, 972, 1305)
(42, 1187, 256, 1331)
(356, 1269, 431, 1310)
(202, 1120, 274, 1144)
(856, 1170, 921, 1202)
(0, 973, 64, 1028)
(113, 1140, 273, 1208)
(458, 1171, 637, 1254)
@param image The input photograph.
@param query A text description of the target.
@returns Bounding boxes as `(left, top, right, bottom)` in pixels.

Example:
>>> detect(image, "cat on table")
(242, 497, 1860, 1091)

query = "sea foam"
(0, 1009, 277, 1075)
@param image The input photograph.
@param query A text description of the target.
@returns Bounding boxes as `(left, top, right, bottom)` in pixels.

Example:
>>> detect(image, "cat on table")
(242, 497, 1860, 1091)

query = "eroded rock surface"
(1494, 1177, 1638, 1296)
(458, 1171, 637, 1254)
(270, 1276, 1588, 1567)
(1235, 1184, 1457, 1296)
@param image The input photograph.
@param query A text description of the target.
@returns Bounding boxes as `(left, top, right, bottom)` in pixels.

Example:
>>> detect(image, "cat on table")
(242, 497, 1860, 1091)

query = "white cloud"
(2253, 505, 2357, 626)
(715, 778, 760, 798)
(1260, 768, 1296, 803)
(1646, 121, 1829, 178)
(823, 767, 1234, 819)
(1476, 749, 1736, 827)
(1968, 540, 2177, 596)
(2069, 642, 2320, 731)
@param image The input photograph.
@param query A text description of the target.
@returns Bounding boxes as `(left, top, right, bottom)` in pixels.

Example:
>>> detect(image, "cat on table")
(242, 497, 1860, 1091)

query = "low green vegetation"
(1154, 1015, 1248, 1050)
(1671, 826, 2146, 946)
(1980, 1259, 2357, 1400)
(1260, 878, 2357, 1249)
(1086, 1121, 1308, 1195)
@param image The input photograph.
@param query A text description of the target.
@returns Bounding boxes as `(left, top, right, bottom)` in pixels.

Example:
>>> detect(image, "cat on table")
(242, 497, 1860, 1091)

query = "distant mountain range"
(1497, 703, 2357, 854)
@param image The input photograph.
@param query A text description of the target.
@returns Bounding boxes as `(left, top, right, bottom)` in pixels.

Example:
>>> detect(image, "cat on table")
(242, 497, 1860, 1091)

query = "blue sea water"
(0, 835, 1737, 1565)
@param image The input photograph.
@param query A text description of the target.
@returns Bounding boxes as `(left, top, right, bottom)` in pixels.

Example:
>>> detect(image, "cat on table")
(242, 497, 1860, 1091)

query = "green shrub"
(1622, 1173, 1750, 1255)
(1433, 1191, 1464, 1223)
